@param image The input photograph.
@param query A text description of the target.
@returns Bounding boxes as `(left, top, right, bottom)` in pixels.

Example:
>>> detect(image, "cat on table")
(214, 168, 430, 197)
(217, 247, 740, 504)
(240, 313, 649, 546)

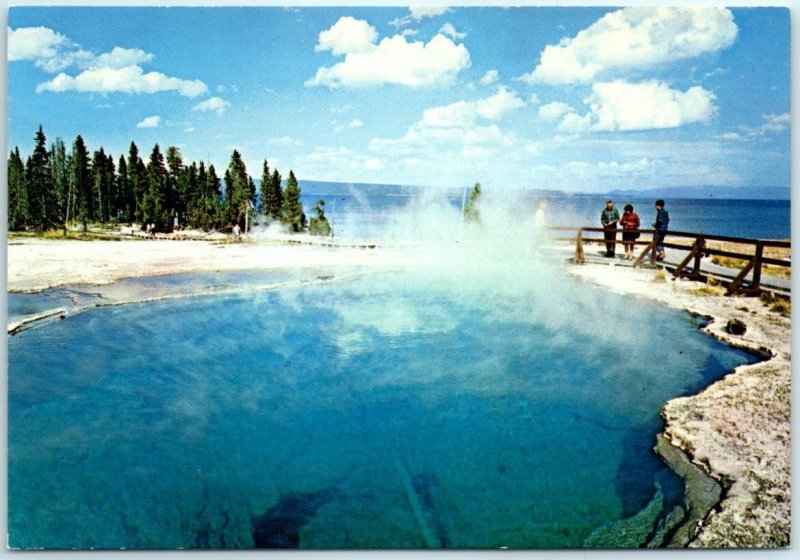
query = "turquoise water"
(7, 270, 755, 549)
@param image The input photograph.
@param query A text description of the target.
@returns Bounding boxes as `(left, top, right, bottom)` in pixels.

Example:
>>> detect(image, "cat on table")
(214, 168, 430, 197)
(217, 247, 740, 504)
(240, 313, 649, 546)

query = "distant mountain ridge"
(606, 185, 790, 200)
(293, 180, 790, 201)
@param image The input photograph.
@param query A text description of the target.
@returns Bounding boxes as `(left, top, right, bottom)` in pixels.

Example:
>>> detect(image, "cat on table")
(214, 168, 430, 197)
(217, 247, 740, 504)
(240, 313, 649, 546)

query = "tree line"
(7, 125, 314, 235)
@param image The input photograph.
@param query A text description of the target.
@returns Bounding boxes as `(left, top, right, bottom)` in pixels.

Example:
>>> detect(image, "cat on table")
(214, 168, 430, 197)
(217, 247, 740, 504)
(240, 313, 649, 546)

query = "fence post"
(751, 241, 764, 293)
(575, 228, 585, 264)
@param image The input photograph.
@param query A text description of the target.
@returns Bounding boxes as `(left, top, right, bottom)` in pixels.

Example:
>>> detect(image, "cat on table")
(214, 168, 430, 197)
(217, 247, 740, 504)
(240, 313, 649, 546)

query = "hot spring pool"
(7, 268, 756, 549)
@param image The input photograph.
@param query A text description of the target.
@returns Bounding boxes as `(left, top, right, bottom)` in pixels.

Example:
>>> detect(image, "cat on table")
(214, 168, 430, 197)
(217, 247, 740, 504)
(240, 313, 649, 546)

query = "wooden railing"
(547, 226, 791, 296)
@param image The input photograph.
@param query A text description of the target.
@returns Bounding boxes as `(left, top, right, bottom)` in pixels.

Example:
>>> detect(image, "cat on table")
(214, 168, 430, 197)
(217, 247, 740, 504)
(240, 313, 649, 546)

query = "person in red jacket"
(619, 204, 640, 260)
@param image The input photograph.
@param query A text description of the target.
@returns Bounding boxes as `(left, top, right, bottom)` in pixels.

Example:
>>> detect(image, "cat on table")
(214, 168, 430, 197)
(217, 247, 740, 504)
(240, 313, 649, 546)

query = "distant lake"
(297, 184, 790, 241)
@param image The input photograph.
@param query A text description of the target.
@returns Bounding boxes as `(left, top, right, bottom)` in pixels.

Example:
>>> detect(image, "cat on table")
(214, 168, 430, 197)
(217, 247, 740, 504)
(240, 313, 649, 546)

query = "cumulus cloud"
(553, 81, 716, 133)
(8, 26, 67, 62)
(410, 7, 450, 21)
(12, 25, 209, 98)
(369, 88, 524, 165)
(315, 16, 377, 55)
(8, 26, 93, 72)
(419, 86, 525, 128)
(348, 119, 364, 128)
(584, 80, 717, 131)
(136, 115, 161, 128)
(192, 96, 231, 114)
(90, 47, 154, 69)
(307, 17, 470, 88)
(478, 70, 498, 86)
(520, 7, 738, 85)
(439, 23, 466, 40)
(538, 101, 573, 121)
(37, 65, 208, 97)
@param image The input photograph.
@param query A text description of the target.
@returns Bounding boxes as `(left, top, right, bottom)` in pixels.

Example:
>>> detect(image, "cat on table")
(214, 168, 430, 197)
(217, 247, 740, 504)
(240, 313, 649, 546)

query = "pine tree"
(258, 159, 270, 215)
(104, 153, 117, 221)
(308, 199, 332, 236)
(50, 138, 69, 229)
(143, 144, 171, 232)
(268, 168, 283, 220)
(71, 135, 91, 232)
(224, 149, 252, 228)
(7, 147, 28, 231)
(91, 148, 111, 223)
(184, 162, 200, 228)
(204, 163, 223, 230)
(27, 126, 54, 231)
(127, 142, 145, 223)
(281, 170, 305, 233)
(116, 155, 130, 222)
(166, 146, 185, 226)
(463, 182, 482, 222)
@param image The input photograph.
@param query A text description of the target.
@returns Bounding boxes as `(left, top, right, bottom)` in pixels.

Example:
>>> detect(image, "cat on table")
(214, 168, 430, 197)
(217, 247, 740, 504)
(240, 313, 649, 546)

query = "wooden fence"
(547, 226, 791, 296)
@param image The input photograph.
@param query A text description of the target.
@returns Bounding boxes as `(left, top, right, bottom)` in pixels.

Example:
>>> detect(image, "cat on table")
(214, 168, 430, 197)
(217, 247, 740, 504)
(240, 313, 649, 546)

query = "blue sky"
(7, 5, 791, 192)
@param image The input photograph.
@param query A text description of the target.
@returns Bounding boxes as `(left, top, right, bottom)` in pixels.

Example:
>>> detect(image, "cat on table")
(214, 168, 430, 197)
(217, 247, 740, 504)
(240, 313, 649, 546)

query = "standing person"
(619, 204, 640, 260)
(652, 199, 670, 260)
(600, 200, 620, 257)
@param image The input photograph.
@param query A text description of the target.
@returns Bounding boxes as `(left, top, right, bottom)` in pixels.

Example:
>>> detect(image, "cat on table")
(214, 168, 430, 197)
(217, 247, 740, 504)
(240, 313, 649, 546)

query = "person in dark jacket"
(619, 204, 640, 260)
(652, 199, 670, 260)
(600, 200, 620, 257)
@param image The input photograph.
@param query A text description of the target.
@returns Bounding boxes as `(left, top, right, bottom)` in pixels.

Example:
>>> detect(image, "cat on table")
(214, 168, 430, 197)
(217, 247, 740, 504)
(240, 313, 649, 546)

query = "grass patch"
(690, 285, 725, 297)
(771, 299, 791, 316)
(761, 292, 791, 317)
(652, 270, 667, 282)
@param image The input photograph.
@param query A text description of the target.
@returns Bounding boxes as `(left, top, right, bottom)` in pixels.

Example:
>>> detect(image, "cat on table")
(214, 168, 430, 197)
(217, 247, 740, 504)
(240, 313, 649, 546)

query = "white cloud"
(558, 112, 593, 133)
(439, 23, 466, 40)
(7, 26, 93, 72)
(410, 7, 450, 21)
(719, 132, 744, 141)
(315, 16, 377, 56)
(521, 7, 738, 85)
(585, 81, 717, 131)
(267, 136, 304, 147)
(334, 119, 365, 132)
(401, 29, 418, 37)
(369, 88, 524, 166)
(759, 113, 790, 133)
(725, 113, 791, 142)
(478, 69, 498, 86)
(192, 96, 231, 114)
(297, 146, 383, 177)
(12, 26, 209, 98)
(37, 65, 208, 97)
(306, 23, 471, 89)
(538, 101, 573, 121)
(419, 86, 525, 128)
(136, 115, 161, 128)
(528, 93, 541, 105)
(90, 47, 154, 69)
(8, 26, 67, 62)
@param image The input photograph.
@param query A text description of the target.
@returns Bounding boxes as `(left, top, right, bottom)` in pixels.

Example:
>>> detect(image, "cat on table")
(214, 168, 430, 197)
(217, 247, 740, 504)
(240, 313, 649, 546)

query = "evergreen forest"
(7, 125, 313, 235)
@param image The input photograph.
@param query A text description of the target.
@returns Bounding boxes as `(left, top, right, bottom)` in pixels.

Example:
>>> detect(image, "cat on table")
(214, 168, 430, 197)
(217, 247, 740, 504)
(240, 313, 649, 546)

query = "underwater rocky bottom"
(7, 270, 756, 548)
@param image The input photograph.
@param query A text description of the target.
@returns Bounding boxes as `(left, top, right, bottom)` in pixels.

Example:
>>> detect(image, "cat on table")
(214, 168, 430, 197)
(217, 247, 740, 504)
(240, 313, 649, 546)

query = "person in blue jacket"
(652, 199, 670, 260)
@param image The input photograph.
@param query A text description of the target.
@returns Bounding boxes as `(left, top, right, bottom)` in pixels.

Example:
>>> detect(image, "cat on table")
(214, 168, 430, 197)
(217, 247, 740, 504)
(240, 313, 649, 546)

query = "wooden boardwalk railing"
(547, 226, 791, 296)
